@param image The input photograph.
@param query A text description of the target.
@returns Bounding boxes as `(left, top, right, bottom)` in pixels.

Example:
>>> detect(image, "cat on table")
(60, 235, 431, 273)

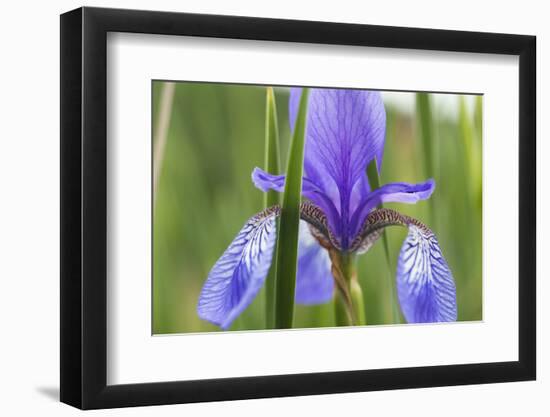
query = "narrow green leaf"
(264, 87, 281, 329)
(415, 93, 436, 234)
(458, 96, 482, 207)
(366, 158, 401, 324)
(474, 95, 483, 139)
(415, 93, 434, 178)
(274, 88, 310, 329)
(473, 95, 483, 208)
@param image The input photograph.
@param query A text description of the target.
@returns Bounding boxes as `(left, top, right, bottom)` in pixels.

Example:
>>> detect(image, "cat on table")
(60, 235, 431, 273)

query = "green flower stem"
(274, 89, 310, 329)
(350, 280, 366, 326)
(153, 81, 176, 206)
(264, 88, 281, 329)
(334, 292, 353, 326)
(366, 158, 401, 324)
(332, 252, 365, 326)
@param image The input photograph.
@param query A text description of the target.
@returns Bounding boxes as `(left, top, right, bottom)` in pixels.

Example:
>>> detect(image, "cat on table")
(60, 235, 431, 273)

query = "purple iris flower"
(198, 88, 457, 329)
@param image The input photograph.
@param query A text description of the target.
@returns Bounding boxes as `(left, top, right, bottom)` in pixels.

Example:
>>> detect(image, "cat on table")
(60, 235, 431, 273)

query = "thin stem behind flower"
(153, 82, 176, 204)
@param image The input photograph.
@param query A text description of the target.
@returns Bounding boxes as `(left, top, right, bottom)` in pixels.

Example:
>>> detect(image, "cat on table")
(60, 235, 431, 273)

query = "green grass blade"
(415, 93, 437, 233)
(474, 95, 483, 139)
(415, 93, 434, 178)
(366, 158, 401, 324)
(274, 88, 310, 329)
(473, 95, 483, 208)
(458, 96, 474, 204)
(459, 96, 482, 207)
(264, 88, 281, 329)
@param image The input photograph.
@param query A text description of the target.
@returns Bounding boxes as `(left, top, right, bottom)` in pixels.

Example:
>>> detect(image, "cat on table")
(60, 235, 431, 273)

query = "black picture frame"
(60, 6, 536, 410)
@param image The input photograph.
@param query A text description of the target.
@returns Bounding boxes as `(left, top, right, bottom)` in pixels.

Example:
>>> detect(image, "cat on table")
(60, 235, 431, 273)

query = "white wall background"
(0, 0, 545, 415)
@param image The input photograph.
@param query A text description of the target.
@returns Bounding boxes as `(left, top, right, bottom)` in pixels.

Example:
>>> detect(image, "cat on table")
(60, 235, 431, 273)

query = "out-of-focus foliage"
(152, 82, 482, 334)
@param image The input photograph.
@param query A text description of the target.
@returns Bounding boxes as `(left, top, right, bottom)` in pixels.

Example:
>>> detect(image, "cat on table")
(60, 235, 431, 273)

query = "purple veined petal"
(290, 87, 386, 177)
(252, 167, 342, 244)
(396, 225, 457, 323)
(289, 88, 386, 171)
(295, 221, 334, 305)
(349, 179, 435, 241)
(251, 167, 288, 193)
(290, 88, 386, 248)
(197, 208, 278, 330)
(350, 174, 371, 215)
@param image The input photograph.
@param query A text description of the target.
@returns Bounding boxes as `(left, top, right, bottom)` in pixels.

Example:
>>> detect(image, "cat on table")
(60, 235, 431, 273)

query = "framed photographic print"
(60, 6, 536, 409)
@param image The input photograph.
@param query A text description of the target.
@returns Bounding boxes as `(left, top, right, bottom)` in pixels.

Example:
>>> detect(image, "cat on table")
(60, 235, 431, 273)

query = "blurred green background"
(152, 81, 482, 334)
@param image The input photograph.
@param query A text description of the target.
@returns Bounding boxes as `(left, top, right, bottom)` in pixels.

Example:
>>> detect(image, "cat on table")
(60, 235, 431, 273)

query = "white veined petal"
(197, 209, 278, 329)
(396, 225, 457, 323)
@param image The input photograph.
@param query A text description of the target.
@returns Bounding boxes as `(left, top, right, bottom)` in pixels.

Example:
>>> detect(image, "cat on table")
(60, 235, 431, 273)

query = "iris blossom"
(198, 88, 457, 329)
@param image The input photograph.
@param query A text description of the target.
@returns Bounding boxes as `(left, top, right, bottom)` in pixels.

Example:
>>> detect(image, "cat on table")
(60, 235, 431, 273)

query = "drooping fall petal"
(197, 208, 278, 329)
(295, 221, 334, 304)
(396, 225, 457, 323)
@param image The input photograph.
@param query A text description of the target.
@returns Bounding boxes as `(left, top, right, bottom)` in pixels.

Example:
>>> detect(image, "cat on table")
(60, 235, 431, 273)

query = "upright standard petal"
(290, 88, 386, 248)
(396, 225, 457, 323)
(197, 207, 279, 329)
(295, 221, 334, 305)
